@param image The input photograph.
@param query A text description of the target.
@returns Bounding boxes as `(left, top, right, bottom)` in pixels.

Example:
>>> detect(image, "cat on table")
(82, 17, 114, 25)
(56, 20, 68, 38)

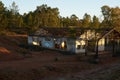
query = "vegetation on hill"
(0, 1, 120, 34)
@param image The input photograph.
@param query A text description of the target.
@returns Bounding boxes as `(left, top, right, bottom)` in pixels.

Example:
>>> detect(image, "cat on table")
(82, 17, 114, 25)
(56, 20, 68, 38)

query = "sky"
(1, 0, 120, 19)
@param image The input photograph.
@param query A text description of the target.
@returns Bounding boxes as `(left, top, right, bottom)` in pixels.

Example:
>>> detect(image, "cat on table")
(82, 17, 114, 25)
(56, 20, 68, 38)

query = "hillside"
(0, 35, 27, 61)
(0, 35, 119, 80)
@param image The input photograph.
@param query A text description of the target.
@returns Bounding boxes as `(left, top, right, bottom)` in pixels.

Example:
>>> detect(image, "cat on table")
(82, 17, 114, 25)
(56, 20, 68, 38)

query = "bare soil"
(0, 35, 119, 80)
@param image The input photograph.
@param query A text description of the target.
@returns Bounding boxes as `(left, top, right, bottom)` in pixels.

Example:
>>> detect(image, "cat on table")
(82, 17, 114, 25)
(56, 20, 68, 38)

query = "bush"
(28, 45, 44, 51)
(54, 57, 59, 62)
(0, 30, 16, 35)
(19, 44, 29, 49)
(16, 48, 31, 57)
(113, 50, 120, 57)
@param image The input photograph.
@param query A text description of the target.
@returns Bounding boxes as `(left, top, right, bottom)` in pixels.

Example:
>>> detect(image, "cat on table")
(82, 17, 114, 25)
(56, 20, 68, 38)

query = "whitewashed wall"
(28, 36, 33, 44)
(28, 35, 105, 53)
(41, 37, 54, 48)
(67, 39, 75, 53)
(75, 40, 86, 53)
(98, 38, 105, 51)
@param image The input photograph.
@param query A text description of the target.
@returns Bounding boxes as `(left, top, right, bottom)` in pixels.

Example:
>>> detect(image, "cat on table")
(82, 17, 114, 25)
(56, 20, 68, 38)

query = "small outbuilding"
(28, 27, 120, 55)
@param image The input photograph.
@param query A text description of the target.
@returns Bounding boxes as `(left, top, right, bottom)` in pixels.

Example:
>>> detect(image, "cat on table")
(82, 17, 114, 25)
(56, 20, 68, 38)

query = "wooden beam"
(112, 30, 116, 57)
(95, 40, 99, 58)
(85, 31, 88, 56)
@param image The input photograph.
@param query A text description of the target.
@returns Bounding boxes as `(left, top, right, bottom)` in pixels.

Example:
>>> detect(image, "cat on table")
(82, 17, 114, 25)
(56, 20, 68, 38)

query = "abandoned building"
(28, 27, 120, 55)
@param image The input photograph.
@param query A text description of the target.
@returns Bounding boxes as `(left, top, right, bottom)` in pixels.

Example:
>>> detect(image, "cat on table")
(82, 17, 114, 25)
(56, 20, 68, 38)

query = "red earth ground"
(0, 35, 119, 80)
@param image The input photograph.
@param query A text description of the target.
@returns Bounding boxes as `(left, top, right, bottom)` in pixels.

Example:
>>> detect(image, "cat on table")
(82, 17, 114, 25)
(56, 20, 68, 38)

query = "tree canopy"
(101, 5, 120, 31)
(0, 1, 120, 34)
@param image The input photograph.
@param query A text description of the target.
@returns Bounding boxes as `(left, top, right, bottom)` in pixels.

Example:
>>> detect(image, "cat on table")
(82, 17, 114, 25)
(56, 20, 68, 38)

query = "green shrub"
(17, 48, 31, 57)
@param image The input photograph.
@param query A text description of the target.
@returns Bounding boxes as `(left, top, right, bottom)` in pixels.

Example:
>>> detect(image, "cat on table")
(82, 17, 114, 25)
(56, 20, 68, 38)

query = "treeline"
(0, 1, 120, 34)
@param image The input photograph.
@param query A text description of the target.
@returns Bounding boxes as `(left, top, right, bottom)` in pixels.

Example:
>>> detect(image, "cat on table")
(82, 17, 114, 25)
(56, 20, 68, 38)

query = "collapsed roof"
(30, 27, 120, 40)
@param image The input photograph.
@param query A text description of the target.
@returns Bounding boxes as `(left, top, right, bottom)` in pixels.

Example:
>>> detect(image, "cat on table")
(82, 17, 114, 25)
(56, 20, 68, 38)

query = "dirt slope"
(0, 35, 27, 61)
(0, 35, 119, 80)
